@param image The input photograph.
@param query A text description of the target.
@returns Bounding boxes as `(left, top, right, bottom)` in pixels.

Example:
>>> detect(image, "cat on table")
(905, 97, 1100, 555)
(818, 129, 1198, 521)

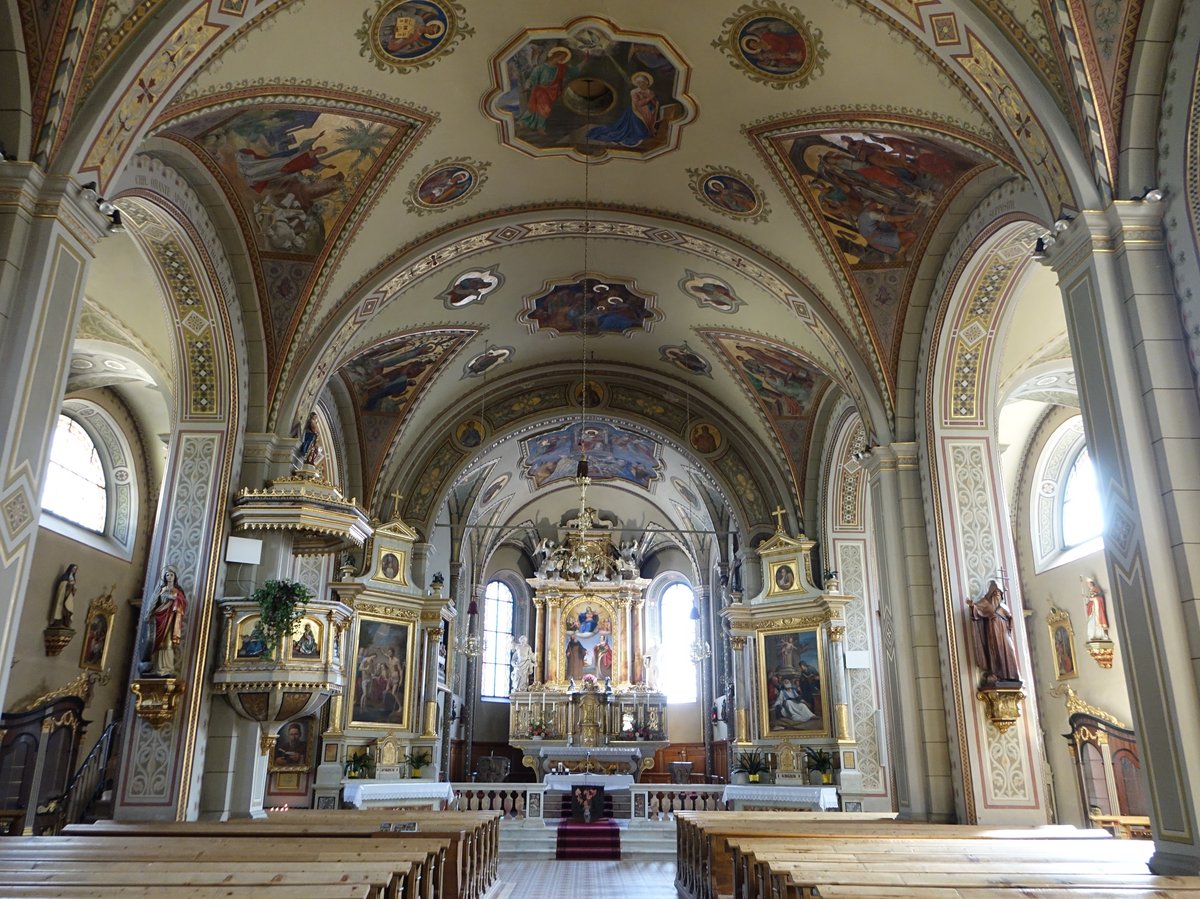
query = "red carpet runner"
(555, 819, 621, 860)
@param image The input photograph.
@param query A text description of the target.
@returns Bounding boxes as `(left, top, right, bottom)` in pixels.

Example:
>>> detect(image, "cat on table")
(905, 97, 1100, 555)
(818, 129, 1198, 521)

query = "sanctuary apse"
(0, 0, 1199, 879)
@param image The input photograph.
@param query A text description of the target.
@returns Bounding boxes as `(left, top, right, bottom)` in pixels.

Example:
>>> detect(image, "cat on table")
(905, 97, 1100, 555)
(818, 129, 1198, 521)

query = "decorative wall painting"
(485, 18, 697, 162)
(689, 422, 722, 454)
(79, 589, 116, 671)
(290, 618, 322, 660)
(689, 167, 769, 222)
(679, 270, 745, 313)
(270, 716, 316, 772)
(758, 625, 828, 737)
(454, 418, 486, 449)
(480, 472, 510, 506)
(714, 2, 829, 89)
(440, 267, 503, 309)
(462, 345, 513, 378)
(338, 331, 471, 416)
(406, 157, 488, 213)
(357, 0, 472, 72)
(521, 420, 662, 489)
(660, 342, 712, 377)
(1047, 607, 1078, 681)
(520, 274, 660, 337)
(350, 616, 415, 728)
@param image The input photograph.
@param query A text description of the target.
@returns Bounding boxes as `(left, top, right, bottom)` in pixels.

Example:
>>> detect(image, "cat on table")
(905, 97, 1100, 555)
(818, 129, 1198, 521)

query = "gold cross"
(390, 490, 404, 519)
(772, 505, 787, 532)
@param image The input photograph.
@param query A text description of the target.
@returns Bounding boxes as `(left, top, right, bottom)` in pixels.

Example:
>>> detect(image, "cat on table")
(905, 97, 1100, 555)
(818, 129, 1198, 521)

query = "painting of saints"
(681, 272, 743, 313)
(587, 72, 659, 148)
(761, 627, 826, 735)
(81, 613, 109, 668)
(517, 46, 573, 132)
(736, 343, 817, 418)
(352, 618, 412, 727)
(565, 634, 586, 680)
(690, 423, 721, 454)
(379, 1, 449, 61)
(578, 607, 599, 633)
(738, 15, 810, 76)
(293, 622, 319, 658)
(774, 564, 795, 592)
(1054, 625, 1076, 679)
(703, 175, 759, 215)
(416, 165, 474, 206)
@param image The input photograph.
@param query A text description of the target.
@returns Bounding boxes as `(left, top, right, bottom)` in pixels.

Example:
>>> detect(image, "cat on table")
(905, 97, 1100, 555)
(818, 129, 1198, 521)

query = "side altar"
(507, 498, 668, 780)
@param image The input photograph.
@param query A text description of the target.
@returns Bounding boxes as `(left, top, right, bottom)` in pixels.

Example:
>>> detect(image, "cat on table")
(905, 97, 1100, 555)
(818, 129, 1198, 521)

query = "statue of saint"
(1083, 577, 1110, 642)
(968, 580, 1021, 687)
(149, 566, 187, 676)
(510, 635, 535, 693)
(50, 564, 78, 627)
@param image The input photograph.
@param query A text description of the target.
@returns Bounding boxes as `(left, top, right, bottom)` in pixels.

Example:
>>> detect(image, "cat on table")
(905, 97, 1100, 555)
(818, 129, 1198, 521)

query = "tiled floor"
(491, 859, 679, 898)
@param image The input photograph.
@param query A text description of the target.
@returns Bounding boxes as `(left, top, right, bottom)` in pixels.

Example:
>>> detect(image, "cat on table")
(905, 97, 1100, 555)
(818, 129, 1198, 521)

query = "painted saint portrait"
(672, 476, 699, 509)
(291, 620, 321, 659)
(455, 418, 485, 449)
(773, 563, 796, 592)
(480, 473, 510, 506)
(416, 164, 475, 207)
(689, 422, 722, 454)
(462, 345, 512, 378)
(715, 3, 828, 88)
(737, 15, 810, 77)
(351, 617, 413, 727)
(701, 173, 761, 216)
(339, 331, 469, 416)
(484, 20, 697, 162)
(440, 267, 503, 309)
(573, 380, 606, 409)
(562, 599, 614, 682)
(1047, 609, 1078, 681)
(380, 552, 401, 581)
(376, 0, 450, 63)
(270, 717, 315, 772)
(520, 276, 660, 337)
(660, 343, 712, 377)
(521, 421, 662, 489)
(679, 270, 745, 313)
(759, 626, 827, 736)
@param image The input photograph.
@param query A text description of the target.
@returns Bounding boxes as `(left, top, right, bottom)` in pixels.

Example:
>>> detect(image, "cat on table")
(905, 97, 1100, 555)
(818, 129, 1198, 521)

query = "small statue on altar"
(510, 635, 535, 693)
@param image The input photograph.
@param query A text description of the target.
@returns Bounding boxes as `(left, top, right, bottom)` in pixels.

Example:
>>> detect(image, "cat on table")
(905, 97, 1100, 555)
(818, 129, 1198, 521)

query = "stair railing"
(43, 721, 119, 834)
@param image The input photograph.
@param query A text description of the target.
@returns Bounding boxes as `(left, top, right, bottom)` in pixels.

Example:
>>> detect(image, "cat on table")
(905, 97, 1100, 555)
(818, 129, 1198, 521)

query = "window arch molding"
(40, 399, 139, 560)
(1030, 414, 1103, 572)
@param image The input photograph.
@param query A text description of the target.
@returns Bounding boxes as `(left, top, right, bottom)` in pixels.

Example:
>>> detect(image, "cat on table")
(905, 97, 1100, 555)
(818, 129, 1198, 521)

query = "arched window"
(39, 402, 139, 560)
(1061, 447, 1103, 548)
(1030, 415, 1104, 572)
(481, 580, 514, 701)
(658, 582, 698, 704)
(43, 414, 107, 532)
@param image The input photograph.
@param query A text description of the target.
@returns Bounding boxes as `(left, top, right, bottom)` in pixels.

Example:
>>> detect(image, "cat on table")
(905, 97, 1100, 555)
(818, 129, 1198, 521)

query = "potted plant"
(804, 746, 835, 785)
(344, 749, 375, 780)
(732, 750, 771, 784)
(247, 578, 314, 658)
(405, 748, 432, 778)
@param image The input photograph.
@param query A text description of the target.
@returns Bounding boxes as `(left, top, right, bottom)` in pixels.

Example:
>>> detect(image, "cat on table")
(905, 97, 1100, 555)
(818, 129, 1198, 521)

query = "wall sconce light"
(78, 181, 99, 202)
(108, 210, 126, 234)
(1136, 187, 1164, 202)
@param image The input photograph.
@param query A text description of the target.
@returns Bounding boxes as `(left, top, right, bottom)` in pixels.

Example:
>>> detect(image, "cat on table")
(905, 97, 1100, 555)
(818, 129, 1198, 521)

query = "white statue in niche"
(510, 635, 535, 693)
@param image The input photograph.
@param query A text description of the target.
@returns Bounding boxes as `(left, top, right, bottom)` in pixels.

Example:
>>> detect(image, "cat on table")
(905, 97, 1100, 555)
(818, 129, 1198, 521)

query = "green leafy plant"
(804, 746, 834, 774)
(732, 750, 771, 775)
(345, 749, 375, 779)
(405, 748, 432, 771)
(248, 579, 314, 657)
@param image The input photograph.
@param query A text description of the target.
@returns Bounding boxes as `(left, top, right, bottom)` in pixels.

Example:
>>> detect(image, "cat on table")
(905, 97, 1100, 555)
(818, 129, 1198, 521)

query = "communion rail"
(450, 783, 728, 821)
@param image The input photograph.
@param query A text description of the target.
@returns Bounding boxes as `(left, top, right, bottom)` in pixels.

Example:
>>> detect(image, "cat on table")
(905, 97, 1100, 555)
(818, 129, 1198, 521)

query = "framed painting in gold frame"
(79, 591, 116, 671)
(768, 560, 798, 595)
(374, 547, 408, 585)
(270, 715, 316, 773)
(554, 595, 618, 685)
(1047, 607, 1078, 681)
(348, 613, 415, 729)
(757, 624, 829, 737)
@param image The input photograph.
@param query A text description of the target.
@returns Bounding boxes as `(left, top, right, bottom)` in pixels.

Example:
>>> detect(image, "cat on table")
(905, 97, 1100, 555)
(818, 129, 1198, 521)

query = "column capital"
(1041, 200, 1166, 276)
(0, 167, 111, 251)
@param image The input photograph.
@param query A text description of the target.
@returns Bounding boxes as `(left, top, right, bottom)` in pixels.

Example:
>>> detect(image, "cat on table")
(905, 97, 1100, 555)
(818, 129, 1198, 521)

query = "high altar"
(508, 507, 668, 780)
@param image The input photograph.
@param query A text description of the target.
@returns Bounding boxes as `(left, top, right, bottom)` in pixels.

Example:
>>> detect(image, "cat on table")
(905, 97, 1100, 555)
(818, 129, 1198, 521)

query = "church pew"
(68, 809, 500, 899)
(0, 836, 441, 899)
(673, 814, 1117, 899)
(0, 887, 374, 898)
(815, 889, 1189, 898)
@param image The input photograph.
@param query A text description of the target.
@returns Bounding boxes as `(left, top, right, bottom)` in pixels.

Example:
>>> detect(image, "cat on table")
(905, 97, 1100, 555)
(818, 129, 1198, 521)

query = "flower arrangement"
(527, 719, 550, 738)
(636, 724, 664, 741)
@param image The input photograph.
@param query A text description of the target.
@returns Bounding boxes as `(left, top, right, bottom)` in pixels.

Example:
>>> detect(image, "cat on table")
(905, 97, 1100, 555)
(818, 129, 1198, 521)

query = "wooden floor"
(491, 860, 678, 898)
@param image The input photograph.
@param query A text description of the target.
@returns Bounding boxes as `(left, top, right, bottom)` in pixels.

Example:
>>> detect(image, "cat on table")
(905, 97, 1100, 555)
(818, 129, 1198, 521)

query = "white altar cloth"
(544, 773, 635, 792)
(720, 784, 839, 810)
(343, 780, 455, 808)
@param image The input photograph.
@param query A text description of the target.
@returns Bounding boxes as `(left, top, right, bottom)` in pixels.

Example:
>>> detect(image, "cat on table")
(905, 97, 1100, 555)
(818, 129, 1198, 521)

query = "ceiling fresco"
(405, 157, 489, 215)
(688, 167, 771, 223)
(519, 274, 661, 337)
(520, 421, 663, 490)
(753, 125, 995, 381)
(337, 329, 476, 495)
(712, 1, 830, 89)
(705, 331, 834, 500)
(356, 0, 472, 73)
(157, 96, 430, 371)
(484, 17, 697, 163)
(679, 271, 747, 314)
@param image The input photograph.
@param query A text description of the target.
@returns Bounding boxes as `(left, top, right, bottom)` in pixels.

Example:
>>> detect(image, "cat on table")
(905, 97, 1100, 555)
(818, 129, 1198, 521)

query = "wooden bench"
(0, 835, 440, 899)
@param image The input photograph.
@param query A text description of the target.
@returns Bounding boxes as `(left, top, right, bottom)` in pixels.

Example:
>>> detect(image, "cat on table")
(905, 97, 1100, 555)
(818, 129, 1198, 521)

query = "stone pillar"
(0, 167, 107, 707)
(729, 635, 750, 745)
(695, 586, 715, 781)
(1045, 202, 1200, 874)
(865, 446, 954, 822)
(421, 625, 441, 739)
(826, 625, 851, 741)
(462, 582, 485, 780)
(533, 596, 546, 684)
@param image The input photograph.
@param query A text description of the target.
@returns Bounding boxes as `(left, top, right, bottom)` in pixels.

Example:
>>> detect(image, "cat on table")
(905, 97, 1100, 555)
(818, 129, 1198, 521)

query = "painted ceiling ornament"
(520, 420, 663, 490)
(483, 16, 698, 163)
(687, 167, 770, 223)
(405, 156, 489, 214)
(679, 270, 746, 313)
(519, 273, 661, 337)
(357, 0, 473, 73)
(659, 341, 713, 378)
(713, 1, 829, 89)
(461, 343, 514, 379)
(439, 266, 503, 309)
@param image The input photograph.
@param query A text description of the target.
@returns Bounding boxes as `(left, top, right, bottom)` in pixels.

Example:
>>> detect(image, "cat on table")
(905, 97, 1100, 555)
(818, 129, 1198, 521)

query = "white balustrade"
(631, 784, 728, 820)
(451, 783, 546, 820)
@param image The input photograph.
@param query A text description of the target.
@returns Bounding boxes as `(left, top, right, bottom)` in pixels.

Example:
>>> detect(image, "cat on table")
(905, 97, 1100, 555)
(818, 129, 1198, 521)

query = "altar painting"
(758, 625, 828, 737)
(559, 597, 617, 684)
(349, 616, 415, 729)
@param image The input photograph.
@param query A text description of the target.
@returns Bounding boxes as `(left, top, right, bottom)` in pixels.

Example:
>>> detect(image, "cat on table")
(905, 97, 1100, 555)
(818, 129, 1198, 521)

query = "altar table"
(342, 780, 456, 809)
(720, 783, 839, 811)
(544, 773, 635, 792)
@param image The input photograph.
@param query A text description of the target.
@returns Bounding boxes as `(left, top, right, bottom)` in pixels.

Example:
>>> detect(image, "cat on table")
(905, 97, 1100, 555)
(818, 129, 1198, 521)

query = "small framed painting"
(375, 548, 407, 585)
(1047, 607, 1078, 681)
(79, 591, 116, 671)
(769, 561, 797, 595)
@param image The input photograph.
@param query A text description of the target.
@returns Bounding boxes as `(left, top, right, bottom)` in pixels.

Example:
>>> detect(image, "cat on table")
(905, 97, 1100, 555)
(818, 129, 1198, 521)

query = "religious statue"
(510, 635, 535, 693)
(1083, 577, 1110, 642)
(50, 563, 78, 628)
(968, 580, 1021, 687)
(293, 412, 323, 471)
(148, 566, 187, 677)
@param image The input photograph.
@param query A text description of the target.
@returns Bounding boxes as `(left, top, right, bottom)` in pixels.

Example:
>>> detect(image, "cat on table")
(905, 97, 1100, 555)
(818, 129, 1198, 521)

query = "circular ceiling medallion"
(687, 167, 770, 223)
(405, 157, 489, 215)
(357, 0, 473, 73)
(688, 422, 723, 455)
(454, 417, 486, 449)
(714, 2, 829, 89)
